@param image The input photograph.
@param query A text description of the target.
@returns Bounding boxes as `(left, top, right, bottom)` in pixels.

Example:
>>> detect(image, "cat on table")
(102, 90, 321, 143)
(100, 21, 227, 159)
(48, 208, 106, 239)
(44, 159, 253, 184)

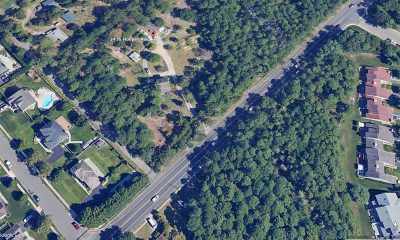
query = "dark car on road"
(33, 195, 40, 203)
(72, 222, 80, 230)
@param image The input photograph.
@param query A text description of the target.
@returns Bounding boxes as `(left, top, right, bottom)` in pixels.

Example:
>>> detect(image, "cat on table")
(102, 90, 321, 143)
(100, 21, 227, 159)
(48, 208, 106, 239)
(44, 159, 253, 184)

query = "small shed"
(156, 77, 171, 94)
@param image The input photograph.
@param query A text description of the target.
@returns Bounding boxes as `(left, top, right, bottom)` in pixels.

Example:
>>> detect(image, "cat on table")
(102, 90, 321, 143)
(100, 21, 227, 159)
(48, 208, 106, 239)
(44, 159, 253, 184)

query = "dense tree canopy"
(176, 0, 345, 117)
(369, 0, 400, 29)
(178, 41, 358, 239)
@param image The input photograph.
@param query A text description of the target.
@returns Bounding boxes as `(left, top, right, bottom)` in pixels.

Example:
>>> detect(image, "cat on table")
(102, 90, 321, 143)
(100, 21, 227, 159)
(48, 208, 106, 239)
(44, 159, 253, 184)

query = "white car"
(146, 217, 158, 229)
(151, 195, 160, 202)
(4, 160, 12, 168)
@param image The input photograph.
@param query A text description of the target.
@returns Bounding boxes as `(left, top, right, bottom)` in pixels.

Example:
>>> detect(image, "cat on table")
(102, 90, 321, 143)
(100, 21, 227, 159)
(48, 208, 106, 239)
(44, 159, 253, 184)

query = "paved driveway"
(0, 131, 85, 240)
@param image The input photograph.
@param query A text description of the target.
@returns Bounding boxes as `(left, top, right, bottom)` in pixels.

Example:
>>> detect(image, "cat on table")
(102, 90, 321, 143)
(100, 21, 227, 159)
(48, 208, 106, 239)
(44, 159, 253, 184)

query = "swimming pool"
(37, 88, 58, 110)
(41, 92, 53, 108)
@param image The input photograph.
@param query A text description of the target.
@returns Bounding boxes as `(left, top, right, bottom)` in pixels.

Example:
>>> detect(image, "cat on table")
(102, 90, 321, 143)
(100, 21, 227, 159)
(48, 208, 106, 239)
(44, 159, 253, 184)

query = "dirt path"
(153, 35, 176, 77)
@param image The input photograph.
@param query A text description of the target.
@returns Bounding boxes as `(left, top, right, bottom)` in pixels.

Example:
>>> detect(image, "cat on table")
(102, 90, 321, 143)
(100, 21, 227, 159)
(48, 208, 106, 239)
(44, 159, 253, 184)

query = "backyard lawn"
(77, 145, 121, 175)
(49, 173, 88, 205)
(0, 168, 32, 224)
(44, 103, 95, 142)
(0, 74, 49, 94)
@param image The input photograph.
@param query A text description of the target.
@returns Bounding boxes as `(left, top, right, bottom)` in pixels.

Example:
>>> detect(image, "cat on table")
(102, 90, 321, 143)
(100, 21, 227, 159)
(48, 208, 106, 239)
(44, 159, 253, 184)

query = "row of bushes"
(80, 175, 149, 228)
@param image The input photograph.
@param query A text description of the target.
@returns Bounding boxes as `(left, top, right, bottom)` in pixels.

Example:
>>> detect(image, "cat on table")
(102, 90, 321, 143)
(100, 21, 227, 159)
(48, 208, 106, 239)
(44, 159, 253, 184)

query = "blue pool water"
(40, 93, 53, 109)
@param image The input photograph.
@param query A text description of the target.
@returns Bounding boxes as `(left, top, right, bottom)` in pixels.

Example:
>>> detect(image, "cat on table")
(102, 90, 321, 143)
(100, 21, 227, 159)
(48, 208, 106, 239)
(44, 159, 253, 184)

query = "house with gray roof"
(46, 28, 69, 43)
(369, 193, 400, 238)
(6, 89, 36, 112)
(2, 223, 33, 240)
(360, 136, 398, 184)
(37, 119, 70, 152)
(0, 62, 8, 77)
(61, 11, 76, 24)
(41, 0, 59, 7)
(0, 192, 8, 221)
(363, 123, 394, 144)
(70, 158, 104, 190)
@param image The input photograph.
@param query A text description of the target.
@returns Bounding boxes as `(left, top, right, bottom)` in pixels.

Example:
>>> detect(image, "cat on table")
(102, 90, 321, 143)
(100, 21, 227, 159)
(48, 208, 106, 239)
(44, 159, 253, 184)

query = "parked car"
(23, 214, 33, 223)
(151, 195, 160, 202)
(146, 217, 157, 229)
(72, 222, 80, 230)
(33, 195, 40, 203)
(4, 160, 12, 168)
(28, 166, 39, 176)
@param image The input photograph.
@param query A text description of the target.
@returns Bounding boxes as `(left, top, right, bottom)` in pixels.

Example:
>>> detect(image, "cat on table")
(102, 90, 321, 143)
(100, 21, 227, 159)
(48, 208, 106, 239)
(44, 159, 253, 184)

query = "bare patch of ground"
(175, 0, 189, 9)
(138, 116, 173, 146)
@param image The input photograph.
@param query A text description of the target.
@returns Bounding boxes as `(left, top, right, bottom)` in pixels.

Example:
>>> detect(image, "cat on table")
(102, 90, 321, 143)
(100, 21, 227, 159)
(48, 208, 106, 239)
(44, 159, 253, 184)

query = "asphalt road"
(80, 1, 383, 239)
(0, 131, 85, 240)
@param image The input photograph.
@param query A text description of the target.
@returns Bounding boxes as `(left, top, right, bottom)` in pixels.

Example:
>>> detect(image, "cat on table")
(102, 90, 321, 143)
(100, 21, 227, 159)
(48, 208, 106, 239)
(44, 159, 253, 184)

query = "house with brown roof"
(364, 98, 393, 124)
(366, 67, 392, 86)
(365, 85, 392, 99)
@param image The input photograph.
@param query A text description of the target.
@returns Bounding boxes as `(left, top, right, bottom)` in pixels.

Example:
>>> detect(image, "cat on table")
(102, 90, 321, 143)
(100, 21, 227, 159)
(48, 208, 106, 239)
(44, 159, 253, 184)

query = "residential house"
(156, 77, 171, 94)
(369, 193, 400, 238)
(364, 85, 392, 99)
(6, 89, 36, 112)
(41, 0, 59, 7)
(128, 52, 141, 63)
(364, 97, 393, 124)
(37, 116, 71, 152)
(366, 67, 392, 86)
(1, 223, 34, 240)
(359, 123, 398, 184)
(46, 28, 69, 43)
(0, 62, 9, 78)
(70, 158, 104, 190)
(0, 192, 8, 220)
(61, 11, 76, 24)
(0, 44, 21, 84)
(362, 144, 398, 184)
(362, 123, 394, 144)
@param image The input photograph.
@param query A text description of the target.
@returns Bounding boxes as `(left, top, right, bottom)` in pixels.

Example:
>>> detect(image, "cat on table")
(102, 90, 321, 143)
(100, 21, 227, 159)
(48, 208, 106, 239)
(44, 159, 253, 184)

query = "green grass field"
(50, 173, 88, 205)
